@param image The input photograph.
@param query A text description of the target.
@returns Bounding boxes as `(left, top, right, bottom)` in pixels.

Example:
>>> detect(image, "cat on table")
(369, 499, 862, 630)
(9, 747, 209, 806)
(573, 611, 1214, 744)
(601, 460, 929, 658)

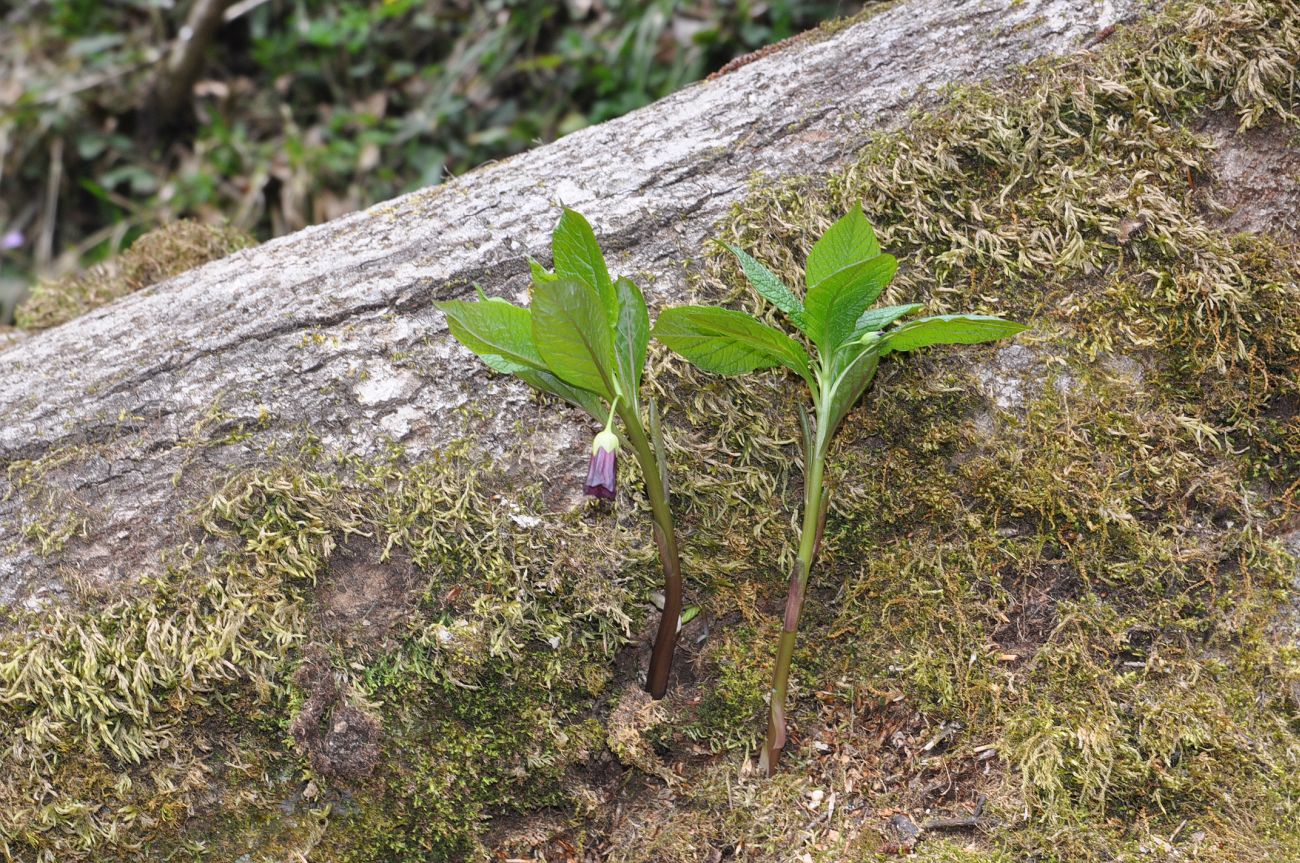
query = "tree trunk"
(149, 0, 235, 127)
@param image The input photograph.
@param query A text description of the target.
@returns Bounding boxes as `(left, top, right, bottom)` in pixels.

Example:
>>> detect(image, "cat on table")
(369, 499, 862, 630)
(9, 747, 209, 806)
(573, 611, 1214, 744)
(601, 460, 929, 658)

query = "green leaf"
(851, 303, 924, 339)
(531, 277, 619, 399)
(516, 368, 607, 420)
(824, 344, 881, 438)
(436, 293, 607, 418)
(652, 306, 812, 383)
(879, 315, 1027, 355)
(614, 277, 649, 397)
(435, 297, 546, 372)
(552, 209, 616, 324)
(723, 243, 807, 331)
(803, 253, 898, 353)
(480, 353, 531, 375)
(528, 257, 558, 285)
(805, 204, 880, 291)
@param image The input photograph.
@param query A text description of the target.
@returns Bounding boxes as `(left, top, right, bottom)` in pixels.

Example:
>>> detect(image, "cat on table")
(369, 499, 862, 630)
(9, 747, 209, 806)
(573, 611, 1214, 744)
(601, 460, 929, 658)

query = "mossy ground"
(598, 1, 1300, 858)
(2, 1, 1299, 861)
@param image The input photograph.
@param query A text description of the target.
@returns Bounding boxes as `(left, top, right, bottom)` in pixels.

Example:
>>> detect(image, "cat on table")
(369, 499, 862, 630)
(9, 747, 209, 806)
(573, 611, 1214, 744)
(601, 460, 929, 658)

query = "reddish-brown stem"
(760, 422, 830, 775)
(620, 408, 681, 700)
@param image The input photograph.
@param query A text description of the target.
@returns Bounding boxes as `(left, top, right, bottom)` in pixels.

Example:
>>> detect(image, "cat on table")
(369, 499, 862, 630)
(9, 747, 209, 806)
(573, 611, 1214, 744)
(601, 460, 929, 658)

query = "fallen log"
(0, 0, 1147, 605)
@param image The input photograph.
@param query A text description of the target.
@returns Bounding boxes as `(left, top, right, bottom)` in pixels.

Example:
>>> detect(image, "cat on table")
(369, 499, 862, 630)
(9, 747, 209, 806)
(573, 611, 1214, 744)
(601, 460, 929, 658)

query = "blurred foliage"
(0, 0, 859, 320)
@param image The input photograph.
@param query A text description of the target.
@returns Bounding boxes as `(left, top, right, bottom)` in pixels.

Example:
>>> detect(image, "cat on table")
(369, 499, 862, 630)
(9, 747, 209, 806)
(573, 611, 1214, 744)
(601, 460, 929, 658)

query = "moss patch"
(14, 219, 253, 330)
(0, 444, 638, 861)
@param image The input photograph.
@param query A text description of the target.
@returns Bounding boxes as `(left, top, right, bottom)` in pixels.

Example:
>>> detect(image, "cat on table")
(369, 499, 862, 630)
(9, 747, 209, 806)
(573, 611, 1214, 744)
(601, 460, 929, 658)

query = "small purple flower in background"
(1, 230, 23, 251)
(584, 425, 619, 500)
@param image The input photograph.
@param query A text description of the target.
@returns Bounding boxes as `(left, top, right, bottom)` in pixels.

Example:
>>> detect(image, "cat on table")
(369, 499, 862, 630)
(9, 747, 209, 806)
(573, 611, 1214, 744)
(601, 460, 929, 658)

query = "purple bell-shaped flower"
(584, 426, 619, 500)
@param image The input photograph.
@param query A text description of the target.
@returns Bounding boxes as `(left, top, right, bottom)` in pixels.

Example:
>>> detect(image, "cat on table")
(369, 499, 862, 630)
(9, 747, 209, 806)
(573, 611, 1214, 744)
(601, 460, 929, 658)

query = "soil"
(314, 538, 419, 649)
(288, 643, 383, 783)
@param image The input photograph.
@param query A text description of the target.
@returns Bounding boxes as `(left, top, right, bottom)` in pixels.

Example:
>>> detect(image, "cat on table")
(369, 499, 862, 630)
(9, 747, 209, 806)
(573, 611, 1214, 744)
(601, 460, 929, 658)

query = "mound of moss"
(15, 219, 253, 330)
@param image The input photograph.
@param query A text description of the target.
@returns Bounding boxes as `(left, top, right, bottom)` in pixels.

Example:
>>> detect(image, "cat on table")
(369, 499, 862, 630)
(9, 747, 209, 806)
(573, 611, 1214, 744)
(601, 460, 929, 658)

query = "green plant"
(434, 208, 683, 698)
(653, 205, 1026, 773)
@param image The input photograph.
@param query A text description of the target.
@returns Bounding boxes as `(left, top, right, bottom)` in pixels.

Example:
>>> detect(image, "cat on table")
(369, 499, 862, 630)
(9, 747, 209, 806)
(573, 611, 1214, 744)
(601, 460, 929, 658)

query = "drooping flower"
(585, 397, 621, 500)
(584, 426, 619, 499)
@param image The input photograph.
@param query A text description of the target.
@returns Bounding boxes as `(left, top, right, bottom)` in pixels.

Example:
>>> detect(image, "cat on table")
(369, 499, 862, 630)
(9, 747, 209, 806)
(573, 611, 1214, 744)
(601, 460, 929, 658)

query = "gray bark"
(1, 0, 1156, 608)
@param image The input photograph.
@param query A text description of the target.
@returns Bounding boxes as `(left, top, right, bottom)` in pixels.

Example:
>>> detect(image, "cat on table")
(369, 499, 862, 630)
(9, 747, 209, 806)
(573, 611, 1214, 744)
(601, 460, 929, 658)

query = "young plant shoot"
(652, 205, 1026, 774)
(434, 209, 683, 699)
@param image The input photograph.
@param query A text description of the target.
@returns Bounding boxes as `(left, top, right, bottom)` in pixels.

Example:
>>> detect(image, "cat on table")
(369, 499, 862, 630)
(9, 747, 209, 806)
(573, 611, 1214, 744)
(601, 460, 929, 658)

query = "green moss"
(681, 622, 771, 750)
(0, 553, 304, 858)
(14, 219, 254, 330)
(317, 670, 607, 862)
(3, 0, 1300, 860)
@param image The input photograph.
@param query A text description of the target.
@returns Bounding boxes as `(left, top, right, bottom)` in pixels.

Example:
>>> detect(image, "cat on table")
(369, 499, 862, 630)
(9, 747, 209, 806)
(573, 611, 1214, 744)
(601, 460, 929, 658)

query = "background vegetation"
(0, 0, 859, 324)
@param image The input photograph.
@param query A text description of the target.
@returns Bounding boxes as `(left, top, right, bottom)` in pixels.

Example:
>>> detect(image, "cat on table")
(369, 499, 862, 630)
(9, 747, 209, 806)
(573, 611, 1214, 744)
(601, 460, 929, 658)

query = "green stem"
(760, 407, 830, 776)
(620, 406, 682, 700)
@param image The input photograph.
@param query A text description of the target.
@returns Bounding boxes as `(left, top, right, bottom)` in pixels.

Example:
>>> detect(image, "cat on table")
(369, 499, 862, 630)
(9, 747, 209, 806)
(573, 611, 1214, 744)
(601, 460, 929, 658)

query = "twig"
(152, 0, 235, 124)
(1084, 24, 1116, 48)
(223, 0, 272, 22)
(36, 137, 63, 271)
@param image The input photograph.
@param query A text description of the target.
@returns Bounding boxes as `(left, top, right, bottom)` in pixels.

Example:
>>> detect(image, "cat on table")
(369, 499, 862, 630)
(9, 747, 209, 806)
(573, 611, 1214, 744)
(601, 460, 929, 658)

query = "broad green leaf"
(516, 368, 607, 420)
(528, 257, 558, 285)
(851, 303, 924, 339)
(552, 209, 616, 324)
(723, 243, 807, 331)
(614, 276, 649, 396)
(805, 204, 880, 290)
(824, 344, 881, 438)
(652, 306, 812, 383)
(435, 293, 608, 419)
(803, 253, 898, 353)
(435, 297, 546, 372)
(481, 353, 531, 375)
(532, 276, 619, 398)
(879, 314, 1027, 355)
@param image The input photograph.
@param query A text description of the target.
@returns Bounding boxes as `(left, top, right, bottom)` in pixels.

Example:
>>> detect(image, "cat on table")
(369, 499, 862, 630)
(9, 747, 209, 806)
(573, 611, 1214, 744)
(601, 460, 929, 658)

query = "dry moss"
(14, 220, 253, 330)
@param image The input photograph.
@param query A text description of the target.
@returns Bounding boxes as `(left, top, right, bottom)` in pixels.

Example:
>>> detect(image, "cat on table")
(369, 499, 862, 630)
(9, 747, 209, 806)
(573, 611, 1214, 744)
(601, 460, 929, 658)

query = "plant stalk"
(620, 408, 682, 700)
(760, 411, 830, 776)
